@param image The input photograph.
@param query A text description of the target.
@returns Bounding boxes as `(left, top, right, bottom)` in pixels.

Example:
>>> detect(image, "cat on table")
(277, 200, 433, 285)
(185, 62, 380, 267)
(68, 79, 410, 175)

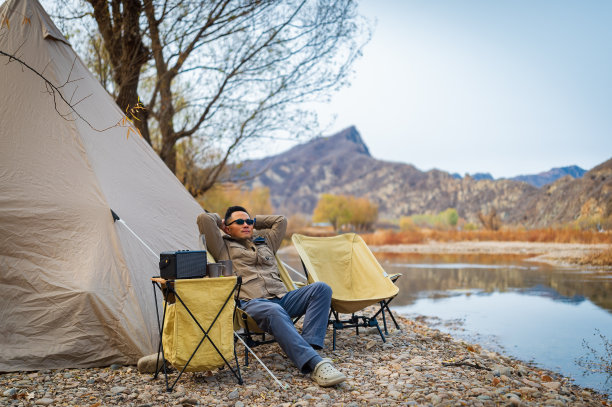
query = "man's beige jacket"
(197, 213, 288, 301)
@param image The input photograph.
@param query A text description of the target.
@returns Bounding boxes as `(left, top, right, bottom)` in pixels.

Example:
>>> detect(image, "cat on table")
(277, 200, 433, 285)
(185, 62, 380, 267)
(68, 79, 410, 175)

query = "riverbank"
(369, 241, 612, 268)
(1, 311, 609, 406)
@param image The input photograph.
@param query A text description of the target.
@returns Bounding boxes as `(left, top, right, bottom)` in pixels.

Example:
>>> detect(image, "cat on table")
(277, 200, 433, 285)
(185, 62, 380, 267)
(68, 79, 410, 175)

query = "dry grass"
(361, 228, 612, 246)
(362, 229, 425, 245)
(579, 247, 612, 266)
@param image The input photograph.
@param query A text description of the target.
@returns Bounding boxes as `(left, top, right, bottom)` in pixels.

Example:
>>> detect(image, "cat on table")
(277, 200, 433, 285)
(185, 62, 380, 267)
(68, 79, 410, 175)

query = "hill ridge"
(231, 127, 611, 227)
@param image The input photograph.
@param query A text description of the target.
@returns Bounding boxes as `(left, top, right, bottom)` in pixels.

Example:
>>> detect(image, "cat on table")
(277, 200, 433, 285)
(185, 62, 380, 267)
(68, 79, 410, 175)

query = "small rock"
(110, 364, 122, 371)
(365, 340, 377, 350)
(493, 364, 513, 376)
(541, 381, 561, 391)
(505, 392, 521, 400)
(228, 389, 239, 399)
(111, 386, 127, 394)
(519, 386, 538, 395)
(35, 398, 54, 406)
(522, 378, 541, 388)
(468, 387, 489, 396)
(137, 353, 165, 374)
(235, 402, 245, 407)
(507, 397, 521, 406)
(388, 390, 401, 398)
(3, 388, 18, 397)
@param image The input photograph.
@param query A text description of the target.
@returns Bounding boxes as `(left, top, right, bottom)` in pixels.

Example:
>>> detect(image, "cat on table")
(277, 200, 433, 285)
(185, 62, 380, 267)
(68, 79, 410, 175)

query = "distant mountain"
(508, 166, 586, 188)
(453, 167, 586, 187)
(451, 173, 494, 181)
(517, 158, 612, 227)
(471, 173, 494, 181)
(231, 126, 611, 227)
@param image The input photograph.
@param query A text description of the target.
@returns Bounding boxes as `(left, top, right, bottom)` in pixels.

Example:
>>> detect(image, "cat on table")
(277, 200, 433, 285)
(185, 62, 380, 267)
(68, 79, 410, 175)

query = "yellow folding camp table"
(151, 276, 242, 391)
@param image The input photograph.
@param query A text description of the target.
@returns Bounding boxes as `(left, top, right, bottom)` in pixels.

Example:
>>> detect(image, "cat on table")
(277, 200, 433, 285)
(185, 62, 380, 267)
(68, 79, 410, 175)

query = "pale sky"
(43, 0, 612, 178)
(302, 0, 612, 178)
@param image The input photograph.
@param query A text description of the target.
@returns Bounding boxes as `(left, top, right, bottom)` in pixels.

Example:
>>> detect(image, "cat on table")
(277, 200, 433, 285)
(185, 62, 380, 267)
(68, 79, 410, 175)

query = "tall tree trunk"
(115, 79, 150, 143)
(88, 0, 151, 143)
(158, 74, 177, 172)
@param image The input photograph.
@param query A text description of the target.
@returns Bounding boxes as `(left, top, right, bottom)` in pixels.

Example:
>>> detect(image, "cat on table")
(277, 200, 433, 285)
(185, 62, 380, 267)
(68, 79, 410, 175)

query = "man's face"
(224, 211, 254, 239)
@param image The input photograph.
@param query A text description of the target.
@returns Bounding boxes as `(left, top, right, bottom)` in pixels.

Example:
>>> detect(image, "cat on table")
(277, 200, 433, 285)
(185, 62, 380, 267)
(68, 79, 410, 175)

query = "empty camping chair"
(291, 233, 400, 350)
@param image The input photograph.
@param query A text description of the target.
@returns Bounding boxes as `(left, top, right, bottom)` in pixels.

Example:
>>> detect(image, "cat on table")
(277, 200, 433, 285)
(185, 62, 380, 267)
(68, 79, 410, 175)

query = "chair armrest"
(388, 273, 402, 283)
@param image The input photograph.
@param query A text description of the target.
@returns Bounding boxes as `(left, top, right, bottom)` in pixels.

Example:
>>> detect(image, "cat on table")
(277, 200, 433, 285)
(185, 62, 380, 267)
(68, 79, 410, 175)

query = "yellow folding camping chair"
(292, 233, 401, 350)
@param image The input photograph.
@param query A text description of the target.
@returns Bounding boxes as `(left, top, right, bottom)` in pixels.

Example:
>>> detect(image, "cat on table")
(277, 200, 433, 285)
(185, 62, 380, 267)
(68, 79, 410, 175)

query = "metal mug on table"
(207, 263, 223, 278)
(220, 260, 233, 276)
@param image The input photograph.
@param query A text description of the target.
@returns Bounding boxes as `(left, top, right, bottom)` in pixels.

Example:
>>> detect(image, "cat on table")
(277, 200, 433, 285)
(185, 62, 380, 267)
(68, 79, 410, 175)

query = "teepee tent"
(0, 0, 204, 371)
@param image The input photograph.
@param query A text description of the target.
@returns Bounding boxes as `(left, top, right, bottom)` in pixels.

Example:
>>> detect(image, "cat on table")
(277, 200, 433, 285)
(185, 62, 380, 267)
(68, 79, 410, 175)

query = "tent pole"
(233, 332, 287, 389)
(111, 209, 158, 259)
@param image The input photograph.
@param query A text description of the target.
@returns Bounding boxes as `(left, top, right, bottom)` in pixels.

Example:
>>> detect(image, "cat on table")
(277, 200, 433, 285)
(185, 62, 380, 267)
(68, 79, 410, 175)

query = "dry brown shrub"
(579, 247, 612, 266)
(361, 230, 425, 245)
(370, 228, 612, 244)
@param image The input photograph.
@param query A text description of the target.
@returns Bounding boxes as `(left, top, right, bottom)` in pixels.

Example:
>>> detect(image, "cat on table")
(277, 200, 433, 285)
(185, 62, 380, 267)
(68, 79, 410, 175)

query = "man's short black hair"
(225, 205, 250, 223)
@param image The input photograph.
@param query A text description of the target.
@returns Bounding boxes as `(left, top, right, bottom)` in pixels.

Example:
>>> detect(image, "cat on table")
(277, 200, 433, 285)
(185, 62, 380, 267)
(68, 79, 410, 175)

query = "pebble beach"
(2, 309, 610, 406)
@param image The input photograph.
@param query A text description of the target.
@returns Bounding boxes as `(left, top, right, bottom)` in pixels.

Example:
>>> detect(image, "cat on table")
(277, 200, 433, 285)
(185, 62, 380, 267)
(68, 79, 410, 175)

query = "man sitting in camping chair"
(197, 206, 346, 387)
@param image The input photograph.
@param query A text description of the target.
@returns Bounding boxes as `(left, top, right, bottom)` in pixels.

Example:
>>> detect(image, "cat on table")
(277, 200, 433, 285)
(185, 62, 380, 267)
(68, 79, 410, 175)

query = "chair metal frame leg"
(379, 297, 400, 335)
(152, 280, 243, 391)
(152, 282, 172, 391)
(329, 309, 385, 350)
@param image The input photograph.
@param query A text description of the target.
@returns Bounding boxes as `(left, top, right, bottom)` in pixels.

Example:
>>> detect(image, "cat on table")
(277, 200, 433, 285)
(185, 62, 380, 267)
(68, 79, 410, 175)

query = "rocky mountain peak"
(231, 126, 610, 227)
(287, 125, 371, 159)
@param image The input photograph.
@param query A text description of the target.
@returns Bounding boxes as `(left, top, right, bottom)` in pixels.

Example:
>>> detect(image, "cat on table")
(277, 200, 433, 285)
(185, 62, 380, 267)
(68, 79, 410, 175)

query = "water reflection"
(375, 253, 612, 313)
(279, 251, 612, 395)
(375, 253, 612, 396)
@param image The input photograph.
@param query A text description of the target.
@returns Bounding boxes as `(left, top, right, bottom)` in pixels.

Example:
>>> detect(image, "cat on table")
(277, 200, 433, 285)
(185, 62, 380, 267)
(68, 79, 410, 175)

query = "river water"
(280, 250, 612, 395)
(375, 253, 612, 396)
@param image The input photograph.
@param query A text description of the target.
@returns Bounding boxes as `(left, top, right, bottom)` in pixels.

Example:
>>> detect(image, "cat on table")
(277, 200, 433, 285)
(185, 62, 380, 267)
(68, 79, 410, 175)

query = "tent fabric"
(291, 233, 399, 314)
(0, 0, 204, 371)
(162, 277, 236, 372)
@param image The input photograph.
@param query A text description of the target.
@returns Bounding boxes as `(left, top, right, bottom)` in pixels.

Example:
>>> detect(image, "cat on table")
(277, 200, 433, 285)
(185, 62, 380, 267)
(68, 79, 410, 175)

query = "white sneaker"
(311, 358, 346, 387)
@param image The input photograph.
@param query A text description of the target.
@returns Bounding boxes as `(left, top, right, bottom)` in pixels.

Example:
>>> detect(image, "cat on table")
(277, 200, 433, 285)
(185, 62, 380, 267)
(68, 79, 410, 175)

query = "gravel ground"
(2, 311, 610, 406)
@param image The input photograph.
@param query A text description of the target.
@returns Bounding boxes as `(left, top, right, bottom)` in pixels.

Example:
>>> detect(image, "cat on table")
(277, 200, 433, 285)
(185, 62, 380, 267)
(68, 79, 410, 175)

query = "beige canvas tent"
(0, 0, 204, 371)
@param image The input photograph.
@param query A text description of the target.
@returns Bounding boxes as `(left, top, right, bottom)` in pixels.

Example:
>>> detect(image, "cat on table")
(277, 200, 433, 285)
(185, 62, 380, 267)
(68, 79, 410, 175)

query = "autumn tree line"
(199, 185, 612, 239)
(200, 186, 465, 233)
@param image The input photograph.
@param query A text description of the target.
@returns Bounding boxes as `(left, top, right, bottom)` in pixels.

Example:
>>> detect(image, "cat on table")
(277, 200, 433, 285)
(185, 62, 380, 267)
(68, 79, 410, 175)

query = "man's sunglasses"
(226, 218, 255, 226)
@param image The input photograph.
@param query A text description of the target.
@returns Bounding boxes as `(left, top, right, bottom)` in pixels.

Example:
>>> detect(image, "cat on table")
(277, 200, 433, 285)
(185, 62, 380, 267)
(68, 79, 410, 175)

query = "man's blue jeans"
(240, 282, 332, 372)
